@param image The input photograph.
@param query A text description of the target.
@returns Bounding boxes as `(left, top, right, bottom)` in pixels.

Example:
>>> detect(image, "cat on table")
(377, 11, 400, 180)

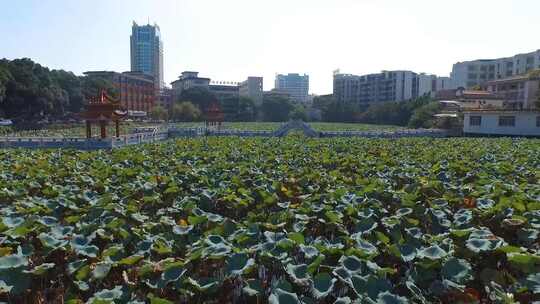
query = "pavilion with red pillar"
(79, 90, 128, 139)
(204, 102, 224, 129)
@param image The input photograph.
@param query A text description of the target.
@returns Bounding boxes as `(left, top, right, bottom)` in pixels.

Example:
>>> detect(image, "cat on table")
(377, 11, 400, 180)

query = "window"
(498, 116, 515, 127)
(537, 116, 540, 127)
(470, 116, 482, 126)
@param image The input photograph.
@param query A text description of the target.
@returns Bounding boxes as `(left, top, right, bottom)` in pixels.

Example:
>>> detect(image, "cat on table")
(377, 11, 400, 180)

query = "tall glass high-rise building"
(275, 73, 309, 103)
(130, 22, 164, 89)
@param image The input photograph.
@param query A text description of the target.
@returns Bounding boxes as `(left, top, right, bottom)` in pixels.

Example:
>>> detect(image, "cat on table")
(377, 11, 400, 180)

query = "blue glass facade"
(130, 22, 164, 89)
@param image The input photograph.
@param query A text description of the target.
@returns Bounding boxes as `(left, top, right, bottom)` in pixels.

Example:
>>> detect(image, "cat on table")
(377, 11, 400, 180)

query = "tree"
(261, 94, 294, 122)
(408, 101, 441, 128)
(179, 87, 217, 111)
(150, 105, 168, 121)
(172, 102, 201, 122)
(81, 76, 118, 101)
(289, 105, 308, 121)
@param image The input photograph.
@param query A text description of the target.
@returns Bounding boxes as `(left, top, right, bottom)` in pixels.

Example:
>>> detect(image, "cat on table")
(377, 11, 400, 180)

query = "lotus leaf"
(417, 245, 446, 260)
(441, 258, 472, 284)
(269, 288, 301, 304)
(286, 264, 310, 285)
(311, 272, 336, 299)
(226, 253, 254, 276)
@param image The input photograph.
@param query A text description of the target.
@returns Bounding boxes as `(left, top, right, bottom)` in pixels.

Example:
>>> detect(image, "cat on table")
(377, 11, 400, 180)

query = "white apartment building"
(239, 77, 263, 106)
(334, 71, 455, 104)
(451, 49, 540, 89)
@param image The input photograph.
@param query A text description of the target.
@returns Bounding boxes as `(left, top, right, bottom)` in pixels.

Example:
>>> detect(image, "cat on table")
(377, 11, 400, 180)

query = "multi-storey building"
(334, 71, 420, 104)
(451, 49, 540, 89)
(275, 73, 309, 103)
(239, 77, 263, 106)
(157, 88, 173, 111)
(209, 81, 240, 101)
(483, 71, 540, 110)
(334, 71, 457, 104)
(84, 71, 155, 114)
(170, 71, 211, 101)
(130, 22, 164, 89)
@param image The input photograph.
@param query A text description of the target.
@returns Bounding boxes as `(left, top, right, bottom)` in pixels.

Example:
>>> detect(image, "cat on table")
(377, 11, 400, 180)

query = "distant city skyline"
(1, 0, 540, 95)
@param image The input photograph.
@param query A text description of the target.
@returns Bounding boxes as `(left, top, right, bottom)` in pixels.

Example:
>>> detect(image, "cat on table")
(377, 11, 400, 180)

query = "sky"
(1, 0, 539, 95)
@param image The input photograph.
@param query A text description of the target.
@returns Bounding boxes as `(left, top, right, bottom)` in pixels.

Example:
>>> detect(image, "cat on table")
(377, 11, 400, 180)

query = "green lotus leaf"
(2, 216, 24, 228)
(38, 216, 58, 227)
(147, 293, 174, 304)
(172, 224, 194, 235)
(0, 268, 31, 295)
(507, 253, 540, 274)
(264, 231, 286, 243)
(89, 285, 124, 302)
(404, 227, 422, 239)
(68, 259, 87, 275)
(405, 280, 426, 303)
(226, 253, 254, 276)
(307, 255, 325, 275)
(285, 264, 310, 285)
(0, 254, 28, 269)
(417, 245, 446, 260)
(38, 233, 68, 250)
(206, 212, 224, 223)
(23, 263, 55, 275)
(136, 239, 153, 254)
(161, 265, 186, 283)
(356, 218, 378, 234)
(431, 199, 448, 209)
(311, 272, 336, 299)
(0, 280, 13, 293)
(376, 291, 409, 304)
(398, 244, 417, 262)
(75, 265, 91, 281)
(333, 297, 352, 304)
(287, 232, 305, 245)
(92, 262, 112, 280)
(465, 238, 496, 253)
(152, 238, 173, 255)
(517, 228, 539, 246)
(300, 245, 319, 260)
(356, 238, 378, 255)
(395, 208, 412, 217)
(269, 288, 301, 304)
(118, 255, 144, 266)
(76, 245, 100, 258)
(476, 198, 495, 210)
(325, 211, 343, 224)
(352, 274, 392, 300)
(441, 258, 472, 284)
(341, 256, 364, 273)
(186, 277, 219, 291)
(243, 279, 263, 297)
(333, 267, 352, 284)
(453, 210, 473, 228)
(102, 245, 124, 262)
(74, 280, 90, 291)
(525, 273, 540, 294)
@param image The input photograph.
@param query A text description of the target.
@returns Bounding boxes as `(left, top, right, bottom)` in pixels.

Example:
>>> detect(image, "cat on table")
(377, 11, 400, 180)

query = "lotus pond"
(0, 137, 539, 303)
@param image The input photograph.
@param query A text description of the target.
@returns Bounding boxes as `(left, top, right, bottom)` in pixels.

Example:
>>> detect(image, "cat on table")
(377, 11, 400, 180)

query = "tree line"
(0, 58, 116, 122)
(151, 87, 305, 123)
(312, 94, 444, 128)
(1, 58, 443, 128)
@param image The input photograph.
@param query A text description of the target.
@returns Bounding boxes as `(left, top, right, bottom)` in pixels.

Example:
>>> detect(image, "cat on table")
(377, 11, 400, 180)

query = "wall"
(463, 112, 540, 136)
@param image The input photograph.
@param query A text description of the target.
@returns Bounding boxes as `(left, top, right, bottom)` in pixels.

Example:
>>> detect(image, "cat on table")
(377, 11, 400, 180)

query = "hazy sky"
(1, 0, 539, 94)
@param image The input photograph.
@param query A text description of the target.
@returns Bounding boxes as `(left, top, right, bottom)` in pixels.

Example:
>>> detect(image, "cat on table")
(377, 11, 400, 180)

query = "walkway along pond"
(0, 121, 453, 150)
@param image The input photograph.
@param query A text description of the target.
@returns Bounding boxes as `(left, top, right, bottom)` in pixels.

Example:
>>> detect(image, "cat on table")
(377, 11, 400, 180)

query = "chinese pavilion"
(204, 102, 224, 129)
(79, 90, 127, 138)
